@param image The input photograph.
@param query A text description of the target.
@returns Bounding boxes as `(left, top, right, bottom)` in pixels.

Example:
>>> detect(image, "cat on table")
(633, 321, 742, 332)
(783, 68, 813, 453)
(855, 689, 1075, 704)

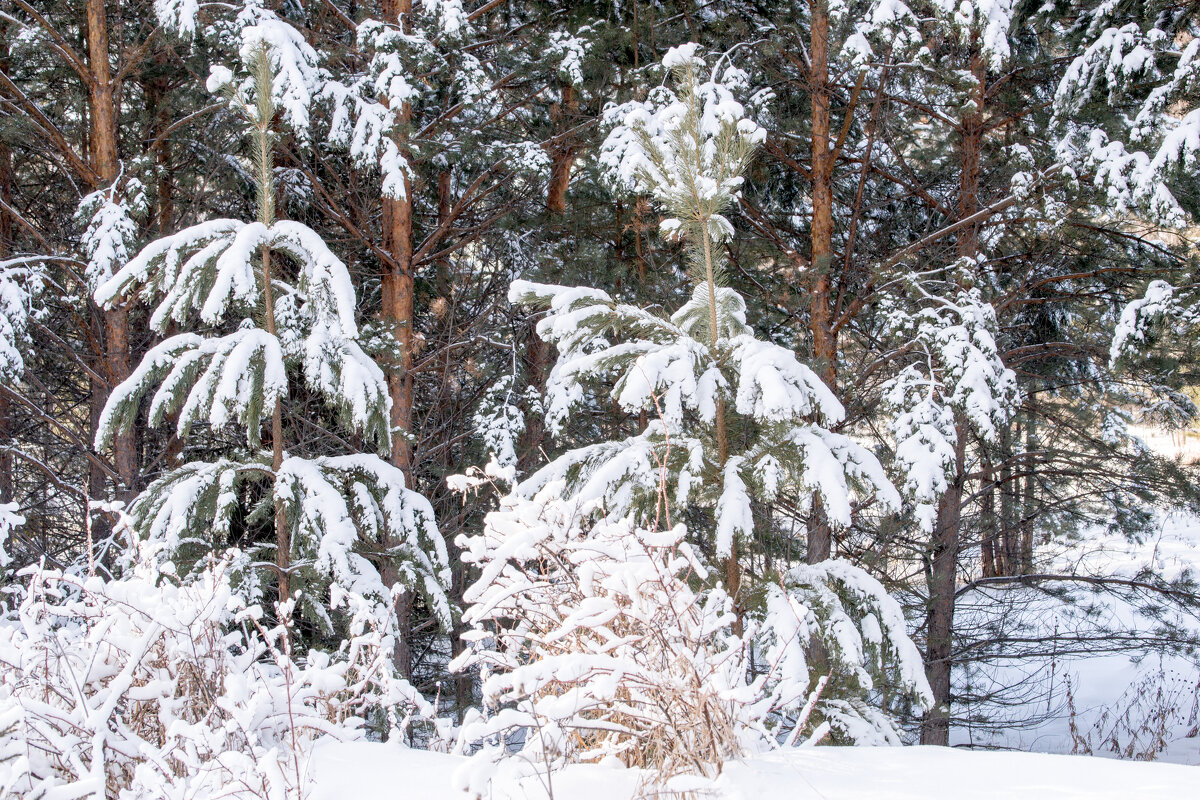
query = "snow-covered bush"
(452, 489, 752, 794)
(450, 484, 931, 796)
(0, 536, 438, 800)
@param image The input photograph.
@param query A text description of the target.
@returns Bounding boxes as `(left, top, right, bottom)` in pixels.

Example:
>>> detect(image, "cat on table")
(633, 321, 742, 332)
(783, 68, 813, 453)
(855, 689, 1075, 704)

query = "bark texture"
(86, 0, 137, 527)
(806, 0, 836, 565)
(379, 0, 417, 680)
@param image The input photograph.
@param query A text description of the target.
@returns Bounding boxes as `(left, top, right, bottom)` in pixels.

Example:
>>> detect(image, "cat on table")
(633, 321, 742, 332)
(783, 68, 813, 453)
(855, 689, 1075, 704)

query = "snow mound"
(308, 741, 1198, 799)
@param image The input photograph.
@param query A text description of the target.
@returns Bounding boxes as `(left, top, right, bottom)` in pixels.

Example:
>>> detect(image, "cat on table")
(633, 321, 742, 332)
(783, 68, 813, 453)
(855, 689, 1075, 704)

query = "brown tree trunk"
(147, 67, 175, 235)
(517, 323, 549, 473)
(980, 466, 998, 579)
(433, 168, 472, 716)
(806, 0, 837, 565)
(381, 188, 415, 486)
(0, 392, 10, 506)
(0, 23, 13, 509)
(546, 84, 577, 214)
(86, 0, 137, 521)
(921, 428, 966, 746)
(955, 58, 984, 257)
(379, 0, 417, 681)
(380, 0, 417, 487)
(87, 0, 136, 501)
(809, 0, 836, 388)
(921, 45, 985, 746)
(1020, 416, 1035, 573)
(999, 422, 1016, 576)
(86, 0, 119, 181)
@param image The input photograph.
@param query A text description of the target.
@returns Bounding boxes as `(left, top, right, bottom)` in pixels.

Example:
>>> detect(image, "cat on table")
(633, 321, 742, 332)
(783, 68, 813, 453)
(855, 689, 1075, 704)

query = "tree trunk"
(806, 0, 836, 564)
(86, 0, 119, 182)
(380, 183, 416, 680)
(1020, 415, 1035, 573)
(381, 188, 416, 485)
(0, 392, 10, 507)
(517, 322, 549, 472)
(518, 82, 578, 472)
(245, 62, 290, 608)
(546, 84, 577, 214)
(921, 45, 985, 746)
(433, 167, 472, 716)
(999, 422, 1017, 576)
(379, 0, 417, 681)
(147, 66, 175, 235)
(809, 0, 836, 388)
(980, 464, 998, 579)
(955, 56, 984, 257)
(86, 0, 136, 506)
(921, 428, 966, 745)
(0, 24, 13, 509)
(262, 246, 289, 604)
(380, 0, 417, 487)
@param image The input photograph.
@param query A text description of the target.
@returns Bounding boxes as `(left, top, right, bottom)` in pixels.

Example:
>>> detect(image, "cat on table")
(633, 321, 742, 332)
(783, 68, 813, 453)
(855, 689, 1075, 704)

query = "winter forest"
(0, 0, 1199, 797)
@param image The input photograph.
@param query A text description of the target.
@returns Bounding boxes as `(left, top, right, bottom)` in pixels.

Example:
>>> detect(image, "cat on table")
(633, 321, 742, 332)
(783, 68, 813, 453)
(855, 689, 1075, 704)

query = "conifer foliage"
(517, 45, 899, 575)
(451, 47, 930, 795)
(0, 0, 1197, 794)
(93, 46, 451, 634)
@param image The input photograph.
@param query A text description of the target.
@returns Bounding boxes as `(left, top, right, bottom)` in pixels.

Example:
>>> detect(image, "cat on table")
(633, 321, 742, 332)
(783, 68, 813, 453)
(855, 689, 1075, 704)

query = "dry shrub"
(1067, 664, 1200, 761)
(0, 546, 436, 800)
(451, 489, 767, 799)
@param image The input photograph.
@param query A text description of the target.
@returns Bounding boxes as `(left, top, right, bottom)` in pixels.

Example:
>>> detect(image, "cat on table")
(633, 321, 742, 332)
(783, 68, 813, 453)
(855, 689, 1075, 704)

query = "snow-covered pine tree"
(533, 43, 900, 601)
(881, 272, 1021, 538)
(1053, 1, 1200, 228)
(1071, 3, 1200, 374)
(1060, 4, 1200, 405)
(452, 47, 930, 787)
(879, 265, 1021, 744)
(93, 44, 450, 639)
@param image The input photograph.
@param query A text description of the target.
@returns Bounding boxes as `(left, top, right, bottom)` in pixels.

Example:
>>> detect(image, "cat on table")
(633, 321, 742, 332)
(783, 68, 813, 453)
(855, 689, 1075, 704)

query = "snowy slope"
(308, 741, 1198, 799)
(952, 513, 1200, 763)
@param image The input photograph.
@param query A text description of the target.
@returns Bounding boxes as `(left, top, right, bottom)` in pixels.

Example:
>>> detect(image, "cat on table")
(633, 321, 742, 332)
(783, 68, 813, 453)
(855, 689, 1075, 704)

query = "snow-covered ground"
(952, 512, 1200, 763)
(308, 740, 1199, 799)
(304, 510, 1200, 800)
(1130, 424, 1200, 465)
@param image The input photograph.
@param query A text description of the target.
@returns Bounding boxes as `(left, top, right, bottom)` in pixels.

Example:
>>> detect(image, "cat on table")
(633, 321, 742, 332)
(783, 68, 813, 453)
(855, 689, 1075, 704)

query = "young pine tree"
(93, 46, 451, 642)
(453, 48, 931, 790)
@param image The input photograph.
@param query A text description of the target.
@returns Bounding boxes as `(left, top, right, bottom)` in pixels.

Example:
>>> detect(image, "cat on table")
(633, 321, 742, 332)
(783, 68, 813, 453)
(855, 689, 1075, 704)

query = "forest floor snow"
(307, 740, 1198, 799)
(952, 512, 1200, 763)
